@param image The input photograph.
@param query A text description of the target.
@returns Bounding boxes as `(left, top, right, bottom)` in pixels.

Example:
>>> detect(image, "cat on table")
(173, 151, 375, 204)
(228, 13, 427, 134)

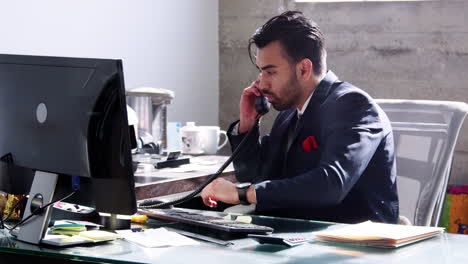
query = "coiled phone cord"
(138, 118, 261, 209)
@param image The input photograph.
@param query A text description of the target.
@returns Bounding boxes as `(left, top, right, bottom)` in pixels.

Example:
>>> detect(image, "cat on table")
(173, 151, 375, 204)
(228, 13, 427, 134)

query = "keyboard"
(138, 208, 274, 233)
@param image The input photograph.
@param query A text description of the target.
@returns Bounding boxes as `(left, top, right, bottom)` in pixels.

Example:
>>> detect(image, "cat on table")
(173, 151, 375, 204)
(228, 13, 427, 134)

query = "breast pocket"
(288, 135, 322, 174)
(301, 136, 319, 153)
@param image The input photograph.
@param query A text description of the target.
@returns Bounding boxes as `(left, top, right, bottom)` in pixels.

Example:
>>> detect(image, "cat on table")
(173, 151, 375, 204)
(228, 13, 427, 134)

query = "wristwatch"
(236, 182, 252, 205)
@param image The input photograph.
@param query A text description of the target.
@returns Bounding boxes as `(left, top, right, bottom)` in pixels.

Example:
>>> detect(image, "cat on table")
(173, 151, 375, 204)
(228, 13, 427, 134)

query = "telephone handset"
(254, 96, 271, 116)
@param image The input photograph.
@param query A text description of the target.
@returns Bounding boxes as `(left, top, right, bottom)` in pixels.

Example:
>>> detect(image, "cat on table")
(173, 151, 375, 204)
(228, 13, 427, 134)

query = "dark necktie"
(285, 112, 300, 154)
(281, 112, 300, 178)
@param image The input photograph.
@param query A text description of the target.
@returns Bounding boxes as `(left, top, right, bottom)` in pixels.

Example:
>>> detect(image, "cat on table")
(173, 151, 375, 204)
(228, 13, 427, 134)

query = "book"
(314, 221, 444, 248)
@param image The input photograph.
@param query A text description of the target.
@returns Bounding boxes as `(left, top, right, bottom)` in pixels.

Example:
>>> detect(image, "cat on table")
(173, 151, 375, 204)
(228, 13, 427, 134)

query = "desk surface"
(133, 155, 235, 200)
(1, 210, 468, 264)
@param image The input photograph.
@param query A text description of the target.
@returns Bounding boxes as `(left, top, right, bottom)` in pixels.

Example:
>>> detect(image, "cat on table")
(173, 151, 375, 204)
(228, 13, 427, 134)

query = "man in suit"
(201, 11, 399, 224)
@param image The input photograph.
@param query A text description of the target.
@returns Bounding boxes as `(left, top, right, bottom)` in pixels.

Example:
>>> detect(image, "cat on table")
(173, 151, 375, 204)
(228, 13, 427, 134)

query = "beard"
(267, 73, 302, 111)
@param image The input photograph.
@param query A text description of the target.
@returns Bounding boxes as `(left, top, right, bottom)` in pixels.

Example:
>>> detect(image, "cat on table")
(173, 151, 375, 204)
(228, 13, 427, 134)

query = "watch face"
(236, 182, 251, 189)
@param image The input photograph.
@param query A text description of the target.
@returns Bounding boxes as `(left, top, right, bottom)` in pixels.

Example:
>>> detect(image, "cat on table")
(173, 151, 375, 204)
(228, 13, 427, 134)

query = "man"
(201, 11, 399, 224)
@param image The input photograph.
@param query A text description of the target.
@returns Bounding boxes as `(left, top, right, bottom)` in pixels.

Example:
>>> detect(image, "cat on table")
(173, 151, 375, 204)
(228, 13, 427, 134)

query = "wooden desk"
(133, 155, 236, 200)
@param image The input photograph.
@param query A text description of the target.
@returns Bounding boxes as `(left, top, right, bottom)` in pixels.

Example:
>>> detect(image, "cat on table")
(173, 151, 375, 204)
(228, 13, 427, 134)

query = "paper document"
(314, 221, 444, 248)
(116, 228, 199, 248)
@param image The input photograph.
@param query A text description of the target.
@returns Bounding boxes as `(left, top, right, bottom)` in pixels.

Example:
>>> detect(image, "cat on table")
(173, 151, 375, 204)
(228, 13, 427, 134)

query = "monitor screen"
(0, 163, 34, 195)
(0, 54, 136, 215)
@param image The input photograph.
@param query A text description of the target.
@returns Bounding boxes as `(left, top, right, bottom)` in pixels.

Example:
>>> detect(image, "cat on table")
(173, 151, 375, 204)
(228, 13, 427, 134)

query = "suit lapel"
(287, 71, 340, 152)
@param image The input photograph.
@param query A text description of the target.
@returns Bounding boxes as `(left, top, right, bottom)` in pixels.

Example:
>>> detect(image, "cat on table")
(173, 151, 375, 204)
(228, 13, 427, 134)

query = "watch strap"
(237, 184, 251, 205)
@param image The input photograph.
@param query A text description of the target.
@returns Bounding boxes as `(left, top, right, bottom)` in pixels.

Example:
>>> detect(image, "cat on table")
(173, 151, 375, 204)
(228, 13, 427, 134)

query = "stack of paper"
(314, 221, 444, 248)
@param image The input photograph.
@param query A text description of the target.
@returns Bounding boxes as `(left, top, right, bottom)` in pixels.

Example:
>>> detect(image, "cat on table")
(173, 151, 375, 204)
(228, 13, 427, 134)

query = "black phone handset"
(254, 96, 270, 116)
(139, 97, 269, 209)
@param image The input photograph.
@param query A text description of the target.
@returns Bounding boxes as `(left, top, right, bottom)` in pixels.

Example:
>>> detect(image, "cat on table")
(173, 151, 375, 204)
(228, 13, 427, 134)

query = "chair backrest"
(376, 99, 468, 226)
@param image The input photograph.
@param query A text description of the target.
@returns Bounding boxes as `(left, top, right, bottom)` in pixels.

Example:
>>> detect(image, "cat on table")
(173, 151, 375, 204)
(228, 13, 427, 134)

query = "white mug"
(181, 122, 204, 154)
(199, 126, 228, 155)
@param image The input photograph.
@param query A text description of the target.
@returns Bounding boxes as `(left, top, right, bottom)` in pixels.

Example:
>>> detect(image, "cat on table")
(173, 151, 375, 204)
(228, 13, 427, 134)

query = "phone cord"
(138, 118, 260, 209)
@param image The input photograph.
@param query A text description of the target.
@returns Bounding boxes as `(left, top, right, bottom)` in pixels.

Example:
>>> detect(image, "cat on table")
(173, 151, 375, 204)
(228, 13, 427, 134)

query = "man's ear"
(296, 58, 313, 81)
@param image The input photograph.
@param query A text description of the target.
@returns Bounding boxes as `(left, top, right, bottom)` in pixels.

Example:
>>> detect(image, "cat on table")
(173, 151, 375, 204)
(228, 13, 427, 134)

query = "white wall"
(0, 0, 219, 125)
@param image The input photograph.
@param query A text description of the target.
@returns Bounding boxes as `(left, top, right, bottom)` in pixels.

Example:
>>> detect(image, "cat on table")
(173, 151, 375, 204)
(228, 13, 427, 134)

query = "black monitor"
(0, 54, 136, 244)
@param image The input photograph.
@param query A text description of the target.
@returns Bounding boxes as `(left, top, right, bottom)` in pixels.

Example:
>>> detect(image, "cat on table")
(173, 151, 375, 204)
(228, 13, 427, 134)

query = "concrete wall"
(0, 0, 219, 126)
(219, 0, 468, 184)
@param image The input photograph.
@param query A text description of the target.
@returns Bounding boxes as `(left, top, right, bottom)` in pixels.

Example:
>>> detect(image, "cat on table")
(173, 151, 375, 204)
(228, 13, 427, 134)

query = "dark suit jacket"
(228, 71, 399, 224)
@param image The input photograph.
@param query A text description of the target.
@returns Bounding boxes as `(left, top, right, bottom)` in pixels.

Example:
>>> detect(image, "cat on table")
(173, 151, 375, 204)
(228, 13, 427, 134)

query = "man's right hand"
(239, 75, 262, 134)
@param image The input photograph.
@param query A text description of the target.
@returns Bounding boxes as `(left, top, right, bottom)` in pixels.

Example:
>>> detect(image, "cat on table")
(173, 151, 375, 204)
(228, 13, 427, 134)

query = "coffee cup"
(199, 126, 228, 155)
(181, 122, 204, 154)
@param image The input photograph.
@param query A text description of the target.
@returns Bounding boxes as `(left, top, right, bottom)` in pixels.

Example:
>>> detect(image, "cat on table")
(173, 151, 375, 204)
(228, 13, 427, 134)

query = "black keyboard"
(138, 208, 274, 233)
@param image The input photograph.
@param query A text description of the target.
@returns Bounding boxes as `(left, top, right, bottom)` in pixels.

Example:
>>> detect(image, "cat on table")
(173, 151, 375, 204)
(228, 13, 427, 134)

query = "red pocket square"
(302, 136, 318, 152)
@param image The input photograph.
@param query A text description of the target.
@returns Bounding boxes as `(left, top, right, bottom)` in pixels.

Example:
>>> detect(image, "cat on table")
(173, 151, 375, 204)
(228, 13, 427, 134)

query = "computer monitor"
(0, 54, 137, 244)
(0, 163, 34, 195)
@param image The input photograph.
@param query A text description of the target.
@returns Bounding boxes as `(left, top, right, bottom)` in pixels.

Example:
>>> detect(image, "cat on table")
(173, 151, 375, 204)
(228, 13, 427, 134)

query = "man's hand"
(201, 178, 239, 207)
(239, 74, 263, 134)
(201, 178, 257, 207)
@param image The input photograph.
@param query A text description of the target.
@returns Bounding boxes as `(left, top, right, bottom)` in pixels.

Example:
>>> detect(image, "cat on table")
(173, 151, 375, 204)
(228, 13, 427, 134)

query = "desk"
(1, 210, 468, 264)
(133, 155, 235, 200)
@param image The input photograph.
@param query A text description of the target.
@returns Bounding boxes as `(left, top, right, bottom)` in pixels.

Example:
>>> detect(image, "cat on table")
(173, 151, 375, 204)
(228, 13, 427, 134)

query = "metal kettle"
(126, 87, 174, 151)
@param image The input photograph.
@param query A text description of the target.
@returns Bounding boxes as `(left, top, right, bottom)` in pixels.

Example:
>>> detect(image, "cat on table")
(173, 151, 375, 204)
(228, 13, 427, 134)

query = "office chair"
(376, 99, 468, 226)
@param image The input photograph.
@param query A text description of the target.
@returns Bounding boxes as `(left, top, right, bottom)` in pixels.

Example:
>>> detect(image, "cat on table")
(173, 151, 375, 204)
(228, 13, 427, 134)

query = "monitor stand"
(11, 171, 58, 245)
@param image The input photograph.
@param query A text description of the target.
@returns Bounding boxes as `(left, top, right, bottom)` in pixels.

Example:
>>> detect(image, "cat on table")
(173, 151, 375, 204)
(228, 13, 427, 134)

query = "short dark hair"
(248, 11, 325, 76)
